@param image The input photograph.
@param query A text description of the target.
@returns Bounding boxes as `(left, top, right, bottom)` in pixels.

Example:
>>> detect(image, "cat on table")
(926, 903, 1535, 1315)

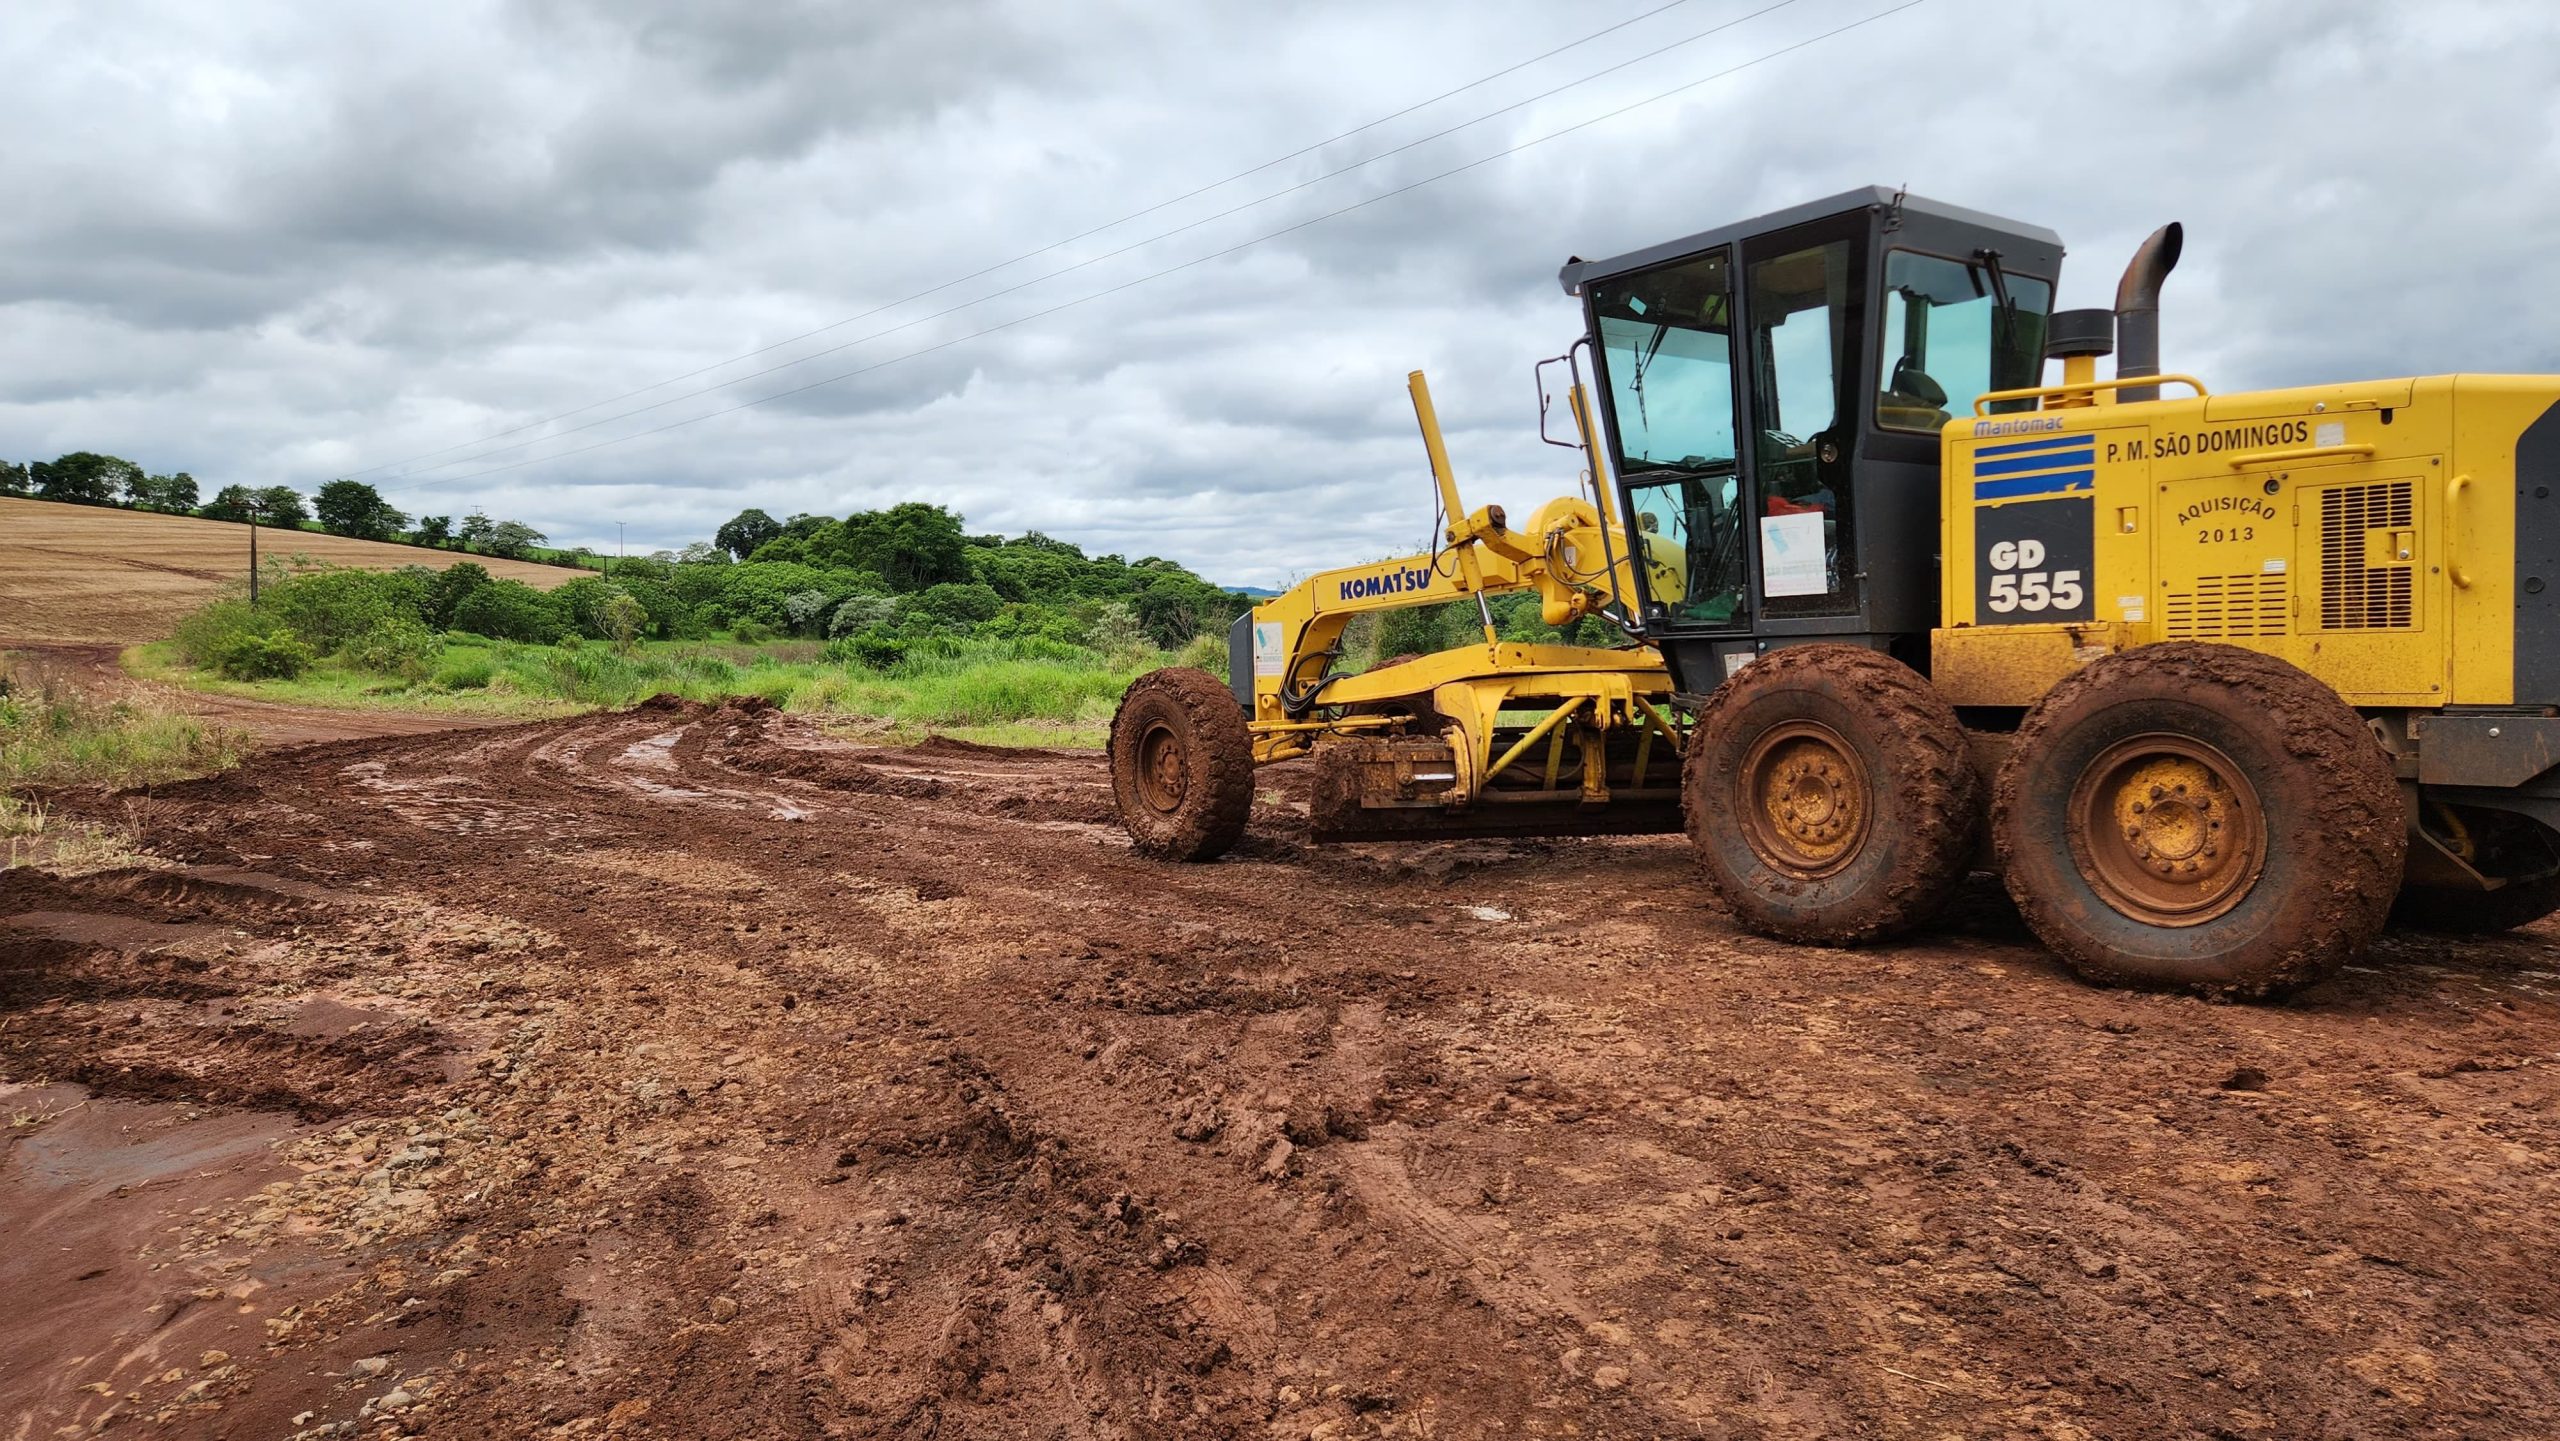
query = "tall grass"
(137, 631, 1198, 745)
(0, 654, 251, 788)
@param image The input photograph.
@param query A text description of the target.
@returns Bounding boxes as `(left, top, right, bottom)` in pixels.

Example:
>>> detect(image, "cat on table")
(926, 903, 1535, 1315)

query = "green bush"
(907, 582, 1004, 631)
(262, 567, 416, 651)
(1174, 631, 1227, 679)
(717, 561, 838, 629)
(553, 575, 650, 640)
(344, 618, 441, 682)
(450, 579, 564, 643)
(212, 630, 315, 680)
(828, 595, 898, 637)
(425, 561, 493, 628)
(828, 631, 907, 670)
(172, 600, 282, 669)
(433, 652, 497, 690)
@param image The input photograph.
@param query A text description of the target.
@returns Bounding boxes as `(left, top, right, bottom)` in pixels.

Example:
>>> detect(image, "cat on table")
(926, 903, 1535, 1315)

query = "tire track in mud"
(9, 697, 2560, 1437)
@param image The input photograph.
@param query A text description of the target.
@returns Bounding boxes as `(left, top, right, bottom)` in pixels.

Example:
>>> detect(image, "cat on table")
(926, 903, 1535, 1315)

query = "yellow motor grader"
(1111, 188, 2560, 998)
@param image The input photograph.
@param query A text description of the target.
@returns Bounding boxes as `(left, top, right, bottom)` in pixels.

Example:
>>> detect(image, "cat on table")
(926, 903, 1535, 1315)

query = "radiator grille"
(2163, 574, 2290, 639)
(2319, 482, 2416, 630)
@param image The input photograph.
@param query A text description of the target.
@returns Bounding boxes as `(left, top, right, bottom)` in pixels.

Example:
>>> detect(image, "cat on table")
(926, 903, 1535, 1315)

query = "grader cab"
(1111, 187, 2560, 999)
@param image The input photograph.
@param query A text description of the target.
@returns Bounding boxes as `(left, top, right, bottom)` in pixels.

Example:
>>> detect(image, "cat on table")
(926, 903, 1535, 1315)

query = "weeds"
(0, 652, 248, 869)
(1, 655, 251, 788)
(135, 629, 1186, 745)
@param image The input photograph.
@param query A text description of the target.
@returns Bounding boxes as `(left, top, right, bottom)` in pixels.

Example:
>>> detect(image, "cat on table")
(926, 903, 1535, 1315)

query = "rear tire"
(1109, 667, 1255, 861)
(1683, 645, 1980, 944)
(1993, 643, 2403, 999)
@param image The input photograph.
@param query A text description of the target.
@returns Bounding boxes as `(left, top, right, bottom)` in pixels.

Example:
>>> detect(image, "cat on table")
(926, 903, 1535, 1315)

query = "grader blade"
(1306, 732, 1684, 843)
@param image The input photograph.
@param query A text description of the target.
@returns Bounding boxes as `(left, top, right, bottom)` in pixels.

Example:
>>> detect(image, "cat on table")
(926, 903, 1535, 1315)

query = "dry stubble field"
(0, 497, 587, 647)
(2, 696, 2557, 1439)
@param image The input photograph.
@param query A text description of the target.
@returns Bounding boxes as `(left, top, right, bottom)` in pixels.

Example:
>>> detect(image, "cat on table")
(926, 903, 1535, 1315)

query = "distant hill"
(0, 497, 591, 645)
(1230, 585, 1282, 599)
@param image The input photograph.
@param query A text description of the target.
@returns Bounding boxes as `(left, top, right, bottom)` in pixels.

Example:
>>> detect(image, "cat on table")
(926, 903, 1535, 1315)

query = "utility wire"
(347, 0, 1705, 480)
(390, 0, 1926, 495)
(378, 0, 1798, 487)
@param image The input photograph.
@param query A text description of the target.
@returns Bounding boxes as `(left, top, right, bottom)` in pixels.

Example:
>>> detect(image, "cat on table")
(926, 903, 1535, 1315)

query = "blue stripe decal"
(1974, 470, 2095, 500)
(1973, 447, 2095, 477)
(1974, 433, 2089, 459)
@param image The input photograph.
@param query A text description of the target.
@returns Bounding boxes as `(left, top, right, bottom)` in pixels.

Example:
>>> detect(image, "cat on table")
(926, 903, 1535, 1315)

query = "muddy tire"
(2393, 872, 2560, 934)
(1682, 645, 1980, 944)
(1993, 643, 2403, 999)
(1109, 667, 1255, 862)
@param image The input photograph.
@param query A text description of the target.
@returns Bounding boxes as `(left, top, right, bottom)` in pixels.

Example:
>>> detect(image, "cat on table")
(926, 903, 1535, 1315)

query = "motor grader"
(1110, 186, 2560, 998)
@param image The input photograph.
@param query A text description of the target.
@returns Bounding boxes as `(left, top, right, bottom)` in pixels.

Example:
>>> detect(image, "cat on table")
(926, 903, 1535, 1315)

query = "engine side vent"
(2319, 482, 2416, 630)
(2163, 573, 2289, 639)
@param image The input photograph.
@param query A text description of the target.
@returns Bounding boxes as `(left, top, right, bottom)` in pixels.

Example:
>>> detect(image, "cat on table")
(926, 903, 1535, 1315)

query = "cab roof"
(1555, 186, 2066, 296)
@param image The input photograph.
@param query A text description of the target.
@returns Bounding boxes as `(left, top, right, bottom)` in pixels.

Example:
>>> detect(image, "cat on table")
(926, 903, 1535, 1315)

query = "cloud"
(6, 0, 2560, 586)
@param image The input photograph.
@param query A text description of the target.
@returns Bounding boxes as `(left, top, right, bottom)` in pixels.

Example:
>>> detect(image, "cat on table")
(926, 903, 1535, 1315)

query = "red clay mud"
(4, 700, 2559, 1437)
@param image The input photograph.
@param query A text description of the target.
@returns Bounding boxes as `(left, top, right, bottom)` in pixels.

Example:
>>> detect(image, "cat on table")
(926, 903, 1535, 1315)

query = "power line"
(376, 0, 1799, 487)
(347, 0, 1706, 480)
(391, 0, 1927, 495)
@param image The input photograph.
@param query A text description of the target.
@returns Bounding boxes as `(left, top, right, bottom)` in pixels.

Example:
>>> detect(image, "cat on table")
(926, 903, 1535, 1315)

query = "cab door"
(1735, 214, 1871, 622)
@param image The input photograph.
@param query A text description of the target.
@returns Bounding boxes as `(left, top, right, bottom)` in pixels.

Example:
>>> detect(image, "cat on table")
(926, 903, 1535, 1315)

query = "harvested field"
(0, 498, 589, 645)
(4, 698, 2559, 1437)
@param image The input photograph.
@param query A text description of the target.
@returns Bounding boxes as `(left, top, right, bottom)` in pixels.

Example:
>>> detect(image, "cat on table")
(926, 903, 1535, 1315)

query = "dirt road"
(5, 698, 2557, 1438)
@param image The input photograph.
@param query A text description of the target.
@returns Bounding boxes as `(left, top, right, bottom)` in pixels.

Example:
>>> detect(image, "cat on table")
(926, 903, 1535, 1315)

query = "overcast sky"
(7, 0, 2559, 586)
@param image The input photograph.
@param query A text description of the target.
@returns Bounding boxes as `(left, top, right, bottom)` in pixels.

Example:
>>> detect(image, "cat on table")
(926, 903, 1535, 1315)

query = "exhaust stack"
(2113, 222, 2183, 404)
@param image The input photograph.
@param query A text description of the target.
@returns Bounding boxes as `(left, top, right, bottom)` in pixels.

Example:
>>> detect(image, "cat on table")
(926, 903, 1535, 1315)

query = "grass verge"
(2, 651, 248, 870)
(134, 632, 1188, 747)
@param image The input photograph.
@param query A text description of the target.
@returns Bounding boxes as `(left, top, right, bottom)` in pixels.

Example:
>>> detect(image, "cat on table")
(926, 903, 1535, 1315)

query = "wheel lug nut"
(2150, 785, 2166, 800)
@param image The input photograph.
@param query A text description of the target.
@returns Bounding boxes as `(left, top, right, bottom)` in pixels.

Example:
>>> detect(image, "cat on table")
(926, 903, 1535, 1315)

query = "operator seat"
(1879, 356, 1952, 431)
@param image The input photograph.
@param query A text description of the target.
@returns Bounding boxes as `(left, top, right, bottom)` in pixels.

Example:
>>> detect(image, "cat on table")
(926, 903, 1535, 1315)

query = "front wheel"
(1993, 643, 2404, 999)
(1109, 667, 1254, 861)
(1683, 645, 1980, 944)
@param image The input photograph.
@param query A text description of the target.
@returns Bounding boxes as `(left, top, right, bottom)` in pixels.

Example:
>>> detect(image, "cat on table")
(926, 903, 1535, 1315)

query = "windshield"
(1591, 252, 1736, 473)
(1876, 250, 2052, 431)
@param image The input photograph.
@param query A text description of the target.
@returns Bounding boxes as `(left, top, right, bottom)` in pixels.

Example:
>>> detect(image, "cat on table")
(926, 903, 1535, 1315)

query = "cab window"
(1877, 250, 2053, 431)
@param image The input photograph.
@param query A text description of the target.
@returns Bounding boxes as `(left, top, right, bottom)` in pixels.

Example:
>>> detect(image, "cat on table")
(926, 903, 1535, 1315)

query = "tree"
(414, 515, 454, 548)
(601, 592, 647, 654)
(32, 452, 143, 506)
(714, 508, 781, 561)
(484, 520, 547, 559)
(818, 502, 969, 591)
(424, 562, 493, 628)
(0, 460, 28, 495)
(457, 511, 496, 550)
(134, 472, 199, 512)
(314, 479, 409, 540)
(253, 485, 309, 526)
(203, 484, 258, 523)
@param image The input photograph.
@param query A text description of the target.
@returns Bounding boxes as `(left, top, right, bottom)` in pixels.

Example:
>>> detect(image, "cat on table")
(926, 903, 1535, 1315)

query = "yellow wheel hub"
(2070, 735, 2265, 925)
(1740, 723, 1872, 879)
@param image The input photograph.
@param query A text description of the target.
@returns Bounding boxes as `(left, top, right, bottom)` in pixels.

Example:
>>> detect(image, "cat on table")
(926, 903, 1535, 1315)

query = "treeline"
(1, 455, 554, 561)
(176, 501, 1249, 682)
